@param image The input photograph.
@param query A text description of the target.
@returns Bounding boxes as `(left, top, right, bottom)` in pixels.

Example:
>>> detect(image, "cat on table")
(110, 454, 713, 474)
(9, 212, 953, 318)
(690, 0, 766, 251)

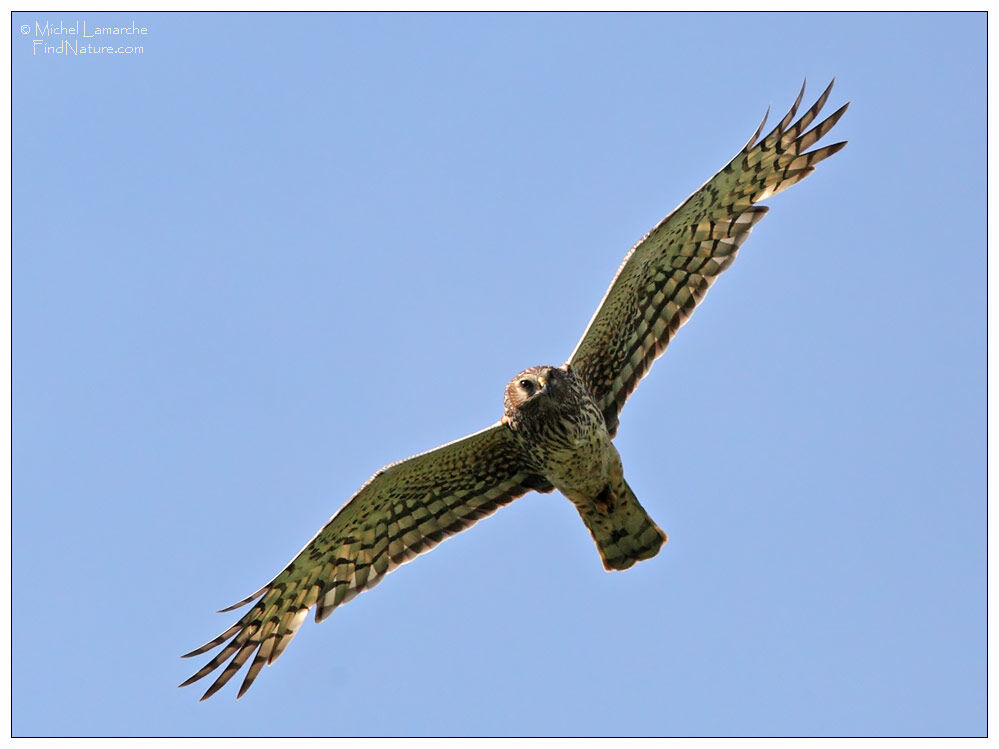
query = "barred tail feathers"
(576, 477, 667, 571)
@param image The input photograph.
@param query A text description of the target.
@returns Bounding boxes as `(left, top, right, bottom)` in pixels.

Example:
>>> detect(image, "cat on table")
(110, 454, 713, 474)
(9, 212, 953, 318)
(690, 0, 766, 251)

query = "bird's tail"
(573, 476, 667, 571)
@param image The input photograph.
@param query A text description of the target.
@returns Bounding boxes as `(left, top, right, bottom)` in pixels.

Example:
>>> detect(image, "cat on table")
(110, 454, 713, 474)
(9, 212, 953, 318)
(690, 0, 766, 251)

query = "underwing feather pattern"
(568, 81, 847, 436)
(181, 81, 847, 700)
(181, 424, 550, 700)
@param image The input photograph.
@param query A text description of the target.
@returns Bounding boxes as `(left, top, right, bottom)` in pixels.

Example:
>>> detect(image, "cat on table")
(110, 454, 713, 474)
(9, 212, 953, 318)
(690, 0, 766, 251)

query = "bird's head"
(503, 364, 572, 420)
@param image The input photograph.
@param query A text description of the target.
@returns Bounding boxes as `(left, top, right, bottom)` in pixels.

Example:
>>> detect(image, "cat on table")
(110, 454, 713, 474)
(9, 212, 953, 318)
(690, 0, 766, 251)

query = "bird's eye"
(519, 379, 536, 396)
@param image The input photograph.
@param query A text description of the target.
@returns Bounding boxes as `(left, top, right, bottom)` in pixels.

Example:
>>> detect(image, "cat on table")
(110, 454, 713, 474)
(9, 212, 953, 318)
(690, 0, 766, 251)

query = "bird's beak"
(537, 374, 548, 393)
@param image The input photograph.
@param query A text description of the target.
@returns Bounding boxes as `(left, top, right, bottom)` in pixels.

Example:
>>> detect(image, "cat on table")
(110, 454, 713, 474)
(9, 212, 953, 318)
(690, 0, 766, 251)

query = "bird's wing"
(181, 422, 550, 700)
(567, 81, 848, 437)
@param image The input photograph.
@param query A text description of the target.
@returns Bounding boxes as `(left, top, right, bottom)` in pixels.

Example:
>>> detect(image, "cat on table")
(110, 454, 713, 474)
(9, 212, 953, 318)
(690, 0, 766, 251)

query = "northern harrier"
(182, 81, 847, 700)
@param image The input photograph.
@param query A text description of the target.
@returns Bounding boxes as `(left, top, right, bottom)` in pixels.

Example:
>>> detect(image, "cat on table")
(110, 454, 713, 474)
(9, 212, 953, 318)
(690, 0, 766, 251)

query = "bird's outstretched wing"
(181, 423, 550, 700)
(568, 81, 848, 436)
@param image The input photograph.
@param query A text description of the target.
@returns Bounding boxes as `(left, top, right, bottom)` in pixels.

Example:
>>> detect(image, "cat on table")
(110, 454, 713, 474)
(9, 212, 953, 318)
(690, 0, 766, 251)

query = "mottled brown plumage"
(502, 365, 666, 569)
(569, 80, 847, 436)
(182, 81, 847, 700)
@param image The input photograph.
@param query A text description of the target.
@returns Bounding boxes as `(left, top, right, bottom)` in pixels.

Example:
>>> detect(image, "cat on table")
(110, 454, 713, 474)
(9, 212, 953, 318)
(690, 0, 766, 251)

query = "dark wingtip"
(200, 681, 225, 701)
(821, 77, 836, 101)
(217, 585, 267, 613)
(217, 600, 252, 614)
(744, 105, 770, 151)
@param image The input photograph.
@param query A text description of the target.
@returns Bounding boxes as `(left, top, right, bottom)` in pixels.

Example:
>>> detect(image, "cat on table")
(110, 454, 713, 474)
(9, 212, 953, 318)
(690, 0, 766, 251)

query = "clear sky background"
(13, 11, 984, 738)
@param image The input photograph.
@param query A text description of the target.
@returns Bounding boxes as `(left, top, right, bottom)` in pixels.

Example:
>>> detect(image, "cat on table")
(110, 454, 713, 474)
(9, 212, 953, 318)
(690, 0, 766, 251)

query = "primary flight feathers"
(182, 80, 847, 700)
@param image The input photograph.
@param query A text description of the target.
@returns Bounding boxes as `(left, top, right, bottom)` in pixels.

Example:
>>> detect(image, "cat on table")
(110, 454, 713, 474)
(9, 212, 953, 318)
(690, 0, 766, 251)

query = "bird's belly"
(539, 426, 615, 499)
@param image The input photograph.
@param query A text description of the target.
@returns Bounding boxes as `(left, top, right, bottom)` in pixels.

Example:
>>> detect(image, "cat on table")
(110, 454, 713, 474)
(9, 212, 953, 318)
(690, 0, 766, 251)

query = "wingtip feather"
(217, 586, 267, 613)
(743, 105, 770, 152)
(180, 621, 243, 658)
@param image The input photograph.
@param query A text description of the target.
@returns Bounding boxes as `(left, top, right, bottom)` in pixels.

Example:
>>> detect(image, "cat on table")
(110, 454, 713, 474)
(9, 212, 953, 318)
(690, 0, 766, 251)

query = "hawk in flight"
(182, 81, 847, 700)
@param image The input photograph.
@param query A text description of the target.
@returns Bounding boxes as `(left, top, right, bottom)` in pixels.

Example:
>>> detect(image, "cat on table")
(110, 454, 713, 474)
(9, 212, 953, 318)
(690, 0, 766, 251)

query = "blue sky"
(13, 11, 984, 737)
